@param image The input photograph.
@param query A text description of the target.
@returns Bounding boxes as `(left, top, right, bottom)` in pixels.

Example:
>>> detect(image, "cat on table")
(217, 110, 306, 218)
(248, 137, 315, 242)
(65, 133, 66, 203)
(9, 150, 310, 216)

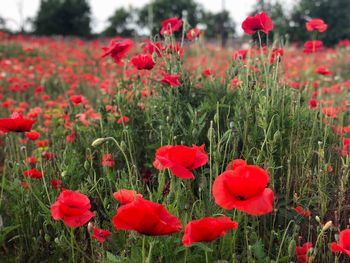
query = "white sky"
(0, 0, 294, 34)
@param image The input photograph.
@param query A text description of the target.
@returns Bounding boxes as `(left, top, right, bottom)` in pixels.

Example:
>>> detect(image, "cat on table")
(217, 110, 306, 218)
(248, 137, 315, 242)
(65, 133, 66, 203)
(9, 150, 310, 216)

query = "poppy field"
(2, 13, 350, 263)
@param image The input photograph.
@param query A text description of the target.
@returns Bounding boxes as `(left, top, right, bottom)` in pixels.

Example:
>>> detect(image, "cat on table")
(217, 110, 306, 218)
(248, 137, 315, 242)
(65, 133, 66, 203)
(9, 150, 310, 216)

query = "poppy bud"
(44, 234, 50, 242)
(214, 113, 218, 123)
(88, 222, 94, 232)
(322, 221, 332, 231)
(61, 171, 67, 177)
(315, 216, 321, 223)
(120, 141, 127, 151)
(288, 239, 296, 257)
(91, 138, 108, 147)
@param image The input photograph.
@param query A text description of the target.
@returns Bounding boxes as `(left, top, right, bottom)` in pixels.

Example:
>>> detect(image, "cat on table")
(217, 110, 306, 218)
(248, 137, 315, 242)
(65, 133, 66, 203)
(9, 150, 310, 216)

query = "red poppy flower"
(315, 66, 331, 76)
(20, 181, 30, 189)
(25, 131, 40, 141)
(202, 69, 212, 77)
(160, 74, 181, 87)
(293, 206, 311, 218)
(0, 112, 35, 133)
(309, 99, 318, 109)
(270, 47, 284, 64)
(182, 216, 238, 246)
(303, 40, 323, 53)
(167, 42, 184, 57)
(36, 139, 49, 148)
(160, 17, 183, 36)
(241, 12, 273, 35)
(226, 159, 247, 171)
(113, 189, 143, 205)
(213, 160, 274, 216)
(153, 144, 208, 179)
(92, 227, 112, 243)
(186, 28, 201, 41)
(23, 168, 43, 179)
(102, 153, 115, 167)
(131, 54, 155, 70)
(70, 95, 83, 106)
(26, 156, 37, 165)
(295, 242, 313, 262)
(43, 151, 54, 161)
(112, 198, 182, 236)
(306, 19, 327, 33)
(101, 38, 133, 64)
(51, 189, 94, 228)
(51, 179, 62, 189)
(66, 131, 76, 143)
(233, 49, 249, 60)
(117, 116, 129, 124)
(142, 40, 163, 57)
(331, 229, 350, 257)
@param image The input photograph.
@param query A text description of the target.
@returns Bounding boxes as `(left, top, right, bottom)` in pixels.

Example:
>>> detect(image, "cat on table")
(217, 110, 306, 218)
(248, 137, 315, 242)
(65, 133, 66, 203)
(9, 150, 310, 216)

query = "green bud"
(288, 239, 296, 257)
(91, 138, 108, 147)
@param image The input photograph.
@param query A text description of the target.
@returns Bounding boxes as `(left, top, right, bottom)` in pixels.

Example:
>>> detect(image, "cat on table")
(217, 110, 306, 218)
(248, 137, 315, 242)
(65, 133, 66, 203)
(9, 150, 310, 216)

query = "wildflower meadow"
(1, 10, 350, 263)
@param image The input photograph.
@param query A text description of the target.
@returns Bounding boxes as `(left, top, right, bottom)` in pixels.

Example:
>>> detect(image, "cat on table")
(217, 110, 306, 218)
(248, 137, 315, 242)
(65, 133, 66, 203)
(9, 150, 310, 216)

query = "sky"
(0, 0, 294, 34)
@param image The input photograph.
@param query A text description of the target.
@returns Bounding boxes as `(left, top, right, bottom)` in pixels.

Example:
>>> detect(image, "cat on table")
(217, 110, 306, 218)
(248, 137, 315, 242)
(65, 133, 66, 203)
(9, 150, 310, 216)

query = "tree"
(138, 0, 204, 35)
(102, 7, 136, 37)
(201, 11, 235, 47)
(34, 0, 91, 37)
(288, 0, 350, 45)
(250, 0, 350, 46)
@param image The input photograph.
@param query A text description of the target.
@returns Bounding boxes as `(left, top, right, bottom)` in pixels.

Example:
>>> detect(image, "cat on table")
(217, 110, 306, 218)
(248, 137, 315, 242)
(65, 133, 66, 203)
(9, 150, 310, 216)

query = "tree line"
(0, 0, 349, 45)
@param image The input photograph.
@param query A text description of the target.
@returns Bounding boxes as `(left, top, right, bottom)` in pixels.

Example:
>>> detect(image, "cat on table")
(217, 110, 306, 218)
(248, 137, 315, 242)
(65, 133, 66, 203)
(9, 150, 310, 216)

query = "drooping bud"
(322, 221, 332, 231)
(91, 138, 108, 147)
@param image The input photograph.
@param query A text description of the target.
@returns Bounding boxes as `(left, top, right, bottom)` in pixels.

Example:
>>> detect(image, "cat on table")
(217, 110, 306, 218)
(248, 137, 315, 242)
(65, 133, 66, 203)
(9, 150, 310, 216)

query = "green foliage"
(289, 0, 350, 45)
(250, 0, 350, 45)
(137, 0, 204, 35)
(102, 7, 136, 37)
(201, 10, 235, 46)
(34, 0, 91, 37)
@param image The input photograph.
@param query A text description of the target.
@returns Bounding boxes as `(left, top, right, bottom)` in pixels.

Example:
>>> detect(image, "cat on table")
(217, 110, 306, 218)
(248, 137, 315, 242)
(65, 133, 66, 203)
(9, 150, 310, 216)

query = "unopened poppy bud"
(91, 138, 107, 147)
(288, 239, 296, 257)
(87, 222, 94, 232)
(322, 221, 332, 231)
(61, 171, 67, 177)
(44, 234, 50, 242)
(120, 141, 127, 151)
(229, 122, 234, 129)
(192, 128, 197, 137)
(315, 216, 321, 223)
(214, 113, 218, 123)
(334, 233, 339, 242)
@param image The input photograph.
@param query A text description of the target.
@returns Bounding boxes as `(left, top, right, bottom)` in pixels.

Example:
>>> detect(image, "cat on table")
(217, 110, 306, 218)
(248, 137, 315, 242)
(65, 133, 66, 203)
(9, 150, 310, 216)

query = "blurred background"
(0, 0, 349, 46)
